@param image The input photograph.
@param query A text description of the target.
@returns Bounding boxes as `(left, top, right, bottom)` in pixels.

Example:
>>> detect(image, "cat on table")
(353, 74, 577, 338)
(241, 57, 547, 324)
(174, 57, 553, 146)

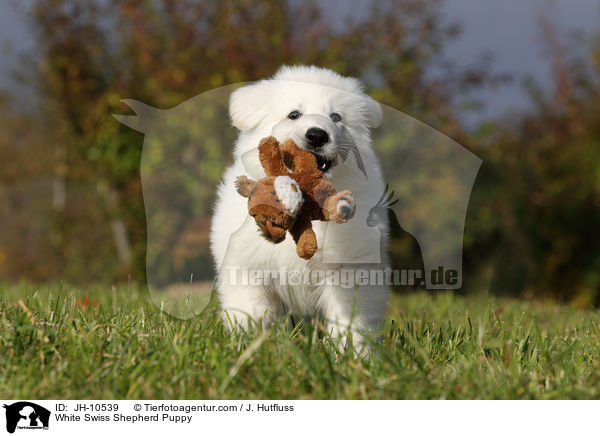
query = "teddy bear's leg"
(290, 216, 318, 260)
(296, 228, 318, 260)
(322, 190, 356, 223)
(259, 136, 288, 176)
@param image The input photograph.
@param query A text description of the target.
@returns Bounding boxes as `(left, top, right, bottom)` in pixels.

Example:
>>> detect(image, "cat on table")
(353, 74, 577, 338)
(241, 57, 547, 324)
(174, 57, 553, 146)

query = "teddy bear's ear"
(229, 83, 269, 130)
(364, 96, 383, 128)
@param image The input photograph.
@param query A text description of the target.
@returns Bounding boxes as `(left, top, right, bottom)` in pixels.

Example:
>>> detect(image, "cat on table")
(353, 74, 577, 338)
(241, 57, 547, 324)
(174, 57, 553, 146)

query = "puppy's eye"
(288, 110, 302, 120)
(330, 112, 342, 122)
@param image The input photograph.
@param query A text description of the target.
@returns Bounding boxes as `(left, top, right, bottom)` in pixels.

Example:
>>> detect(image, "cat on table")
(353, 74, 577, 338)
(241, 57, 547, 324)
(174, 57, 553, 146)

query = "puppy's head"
(230, 66, 382, 174)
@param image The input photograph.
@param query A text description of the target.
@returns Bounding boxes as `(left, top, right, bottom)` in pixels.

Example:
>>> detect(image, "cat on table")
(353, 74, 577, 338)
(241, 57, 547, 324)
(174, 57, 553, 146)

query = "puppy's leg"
(219, 285, 277, 332)
(318, 280, 389, 355)
(318, 284, 367, 352)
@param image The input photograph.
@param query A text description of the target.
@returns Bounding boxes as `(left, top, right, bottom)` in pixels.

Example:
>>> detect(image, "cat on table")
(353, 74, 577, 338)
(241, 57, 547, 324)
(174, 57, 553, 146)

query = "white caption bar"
(0, 400, 595, 435)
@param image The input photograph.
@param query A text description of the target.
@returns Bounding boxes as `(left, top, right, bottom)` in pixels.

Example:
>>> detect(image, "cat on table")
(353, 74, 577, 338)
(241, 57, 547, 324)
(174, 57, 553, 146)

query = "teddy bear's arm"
(259, 137, 288, 176)
(279, 139, 325, 192)
(311, 179, 338, 206)
(280, 139, 316, 170)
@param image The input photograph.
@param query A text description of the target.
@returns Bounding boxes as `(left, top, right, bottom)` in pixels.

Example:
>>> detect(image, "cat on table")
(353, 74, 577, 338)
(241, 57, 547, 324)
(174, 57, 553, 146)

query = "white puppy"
(211, 65, 389, 345)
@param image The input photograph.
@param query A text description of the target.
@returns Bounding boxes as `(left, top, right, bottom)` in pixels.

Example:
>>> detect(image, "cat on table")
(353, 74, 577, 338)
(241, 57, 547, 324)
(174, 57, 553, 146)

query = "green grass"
(1, 283, 600, 399)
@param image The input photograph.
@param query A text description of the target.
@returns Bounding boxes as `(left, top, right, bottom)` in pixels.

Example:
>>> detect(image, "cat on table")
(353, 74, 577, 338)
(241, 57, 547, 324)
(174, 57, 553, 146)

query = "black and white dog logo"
(3, 402, 50, 434)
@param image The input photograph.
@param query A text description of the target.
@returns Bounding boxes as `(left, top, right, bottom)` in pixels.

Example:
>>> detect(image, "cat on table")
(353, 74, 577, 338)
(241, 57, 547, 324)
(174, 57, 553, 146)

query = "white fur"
(211, 66, 390, 346)
(274, 176, 303, 216)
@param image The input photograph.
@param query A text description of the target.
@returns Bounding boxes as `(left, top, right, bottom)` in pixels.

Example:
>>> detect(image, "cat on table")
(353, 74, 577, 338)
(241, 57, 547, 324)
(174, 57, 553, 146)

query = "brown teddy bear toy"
(235, 136, 356, 259)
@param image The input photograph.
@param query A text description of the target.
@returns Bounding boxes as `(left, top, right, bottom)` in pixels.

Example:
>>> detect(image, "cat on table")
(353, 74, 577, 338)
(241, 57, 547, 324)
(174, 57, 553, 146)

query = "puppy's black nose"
(305, 127, 329, 149)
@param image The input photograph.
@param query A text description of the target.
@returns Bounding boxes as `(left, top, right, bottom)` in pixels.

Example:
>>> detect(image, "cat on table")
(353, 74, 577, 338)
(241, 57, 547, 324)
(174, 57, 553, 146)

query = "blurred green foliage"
(0, 0, 598, 304)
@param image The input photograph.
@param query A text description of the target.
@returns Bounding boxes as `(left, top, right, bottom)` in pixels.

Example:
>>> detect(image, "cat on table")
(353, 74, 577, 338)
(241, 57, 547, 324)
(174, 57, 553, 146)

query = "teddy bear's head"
(236, 174, 303, 243)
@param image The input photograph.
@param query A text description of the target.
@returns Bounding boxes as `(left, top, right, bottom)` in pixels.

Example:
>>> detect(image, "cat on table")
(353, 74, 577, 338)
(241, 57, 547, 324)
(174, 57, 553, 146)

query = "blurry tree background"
(0, 0, 598, 305)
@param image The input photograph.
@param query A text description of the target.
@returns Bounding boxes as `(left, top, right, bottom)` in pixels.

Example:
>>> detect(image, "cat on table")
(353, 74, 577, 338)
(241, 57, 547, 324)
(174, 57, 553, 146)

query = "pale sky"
(1, 0, 599, 124)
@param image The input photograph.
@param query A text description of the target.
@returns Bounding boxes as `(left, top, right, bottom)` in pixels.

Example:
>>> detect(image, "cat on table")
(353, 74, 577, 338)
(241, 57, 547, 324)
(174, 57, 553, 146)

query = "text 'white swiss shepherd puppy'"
(211, 65, 389, 347)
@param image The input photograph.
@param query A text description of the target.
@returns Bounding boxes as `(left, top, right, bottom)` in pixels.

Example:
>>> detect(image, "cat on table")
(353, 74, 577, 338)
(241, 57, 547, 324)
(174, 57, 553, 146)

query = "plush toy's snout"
(252, 209, 290, 243)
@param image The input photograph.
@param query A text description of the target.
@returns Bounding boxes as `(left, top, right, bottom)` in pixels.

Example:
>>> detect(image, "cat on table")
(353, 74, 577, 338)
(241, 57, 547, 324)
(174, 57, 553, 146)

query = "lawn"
(1, 283, 599, 399)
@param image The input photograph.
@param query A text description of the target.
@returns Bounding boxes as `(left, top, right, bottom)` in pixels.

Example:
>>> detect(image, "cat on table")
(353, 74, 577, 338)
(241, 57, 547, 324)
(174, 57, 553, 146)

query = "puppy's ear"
(229, 83, 269, 130)
(364, 96, 383, 128)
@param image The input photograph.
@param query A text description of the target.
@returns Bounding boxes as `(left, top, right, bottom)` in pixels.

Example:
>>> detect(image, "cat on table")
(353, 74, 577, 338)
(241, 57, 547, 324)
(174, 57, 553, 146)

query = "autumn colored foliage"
(0, 0, 598, 304)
